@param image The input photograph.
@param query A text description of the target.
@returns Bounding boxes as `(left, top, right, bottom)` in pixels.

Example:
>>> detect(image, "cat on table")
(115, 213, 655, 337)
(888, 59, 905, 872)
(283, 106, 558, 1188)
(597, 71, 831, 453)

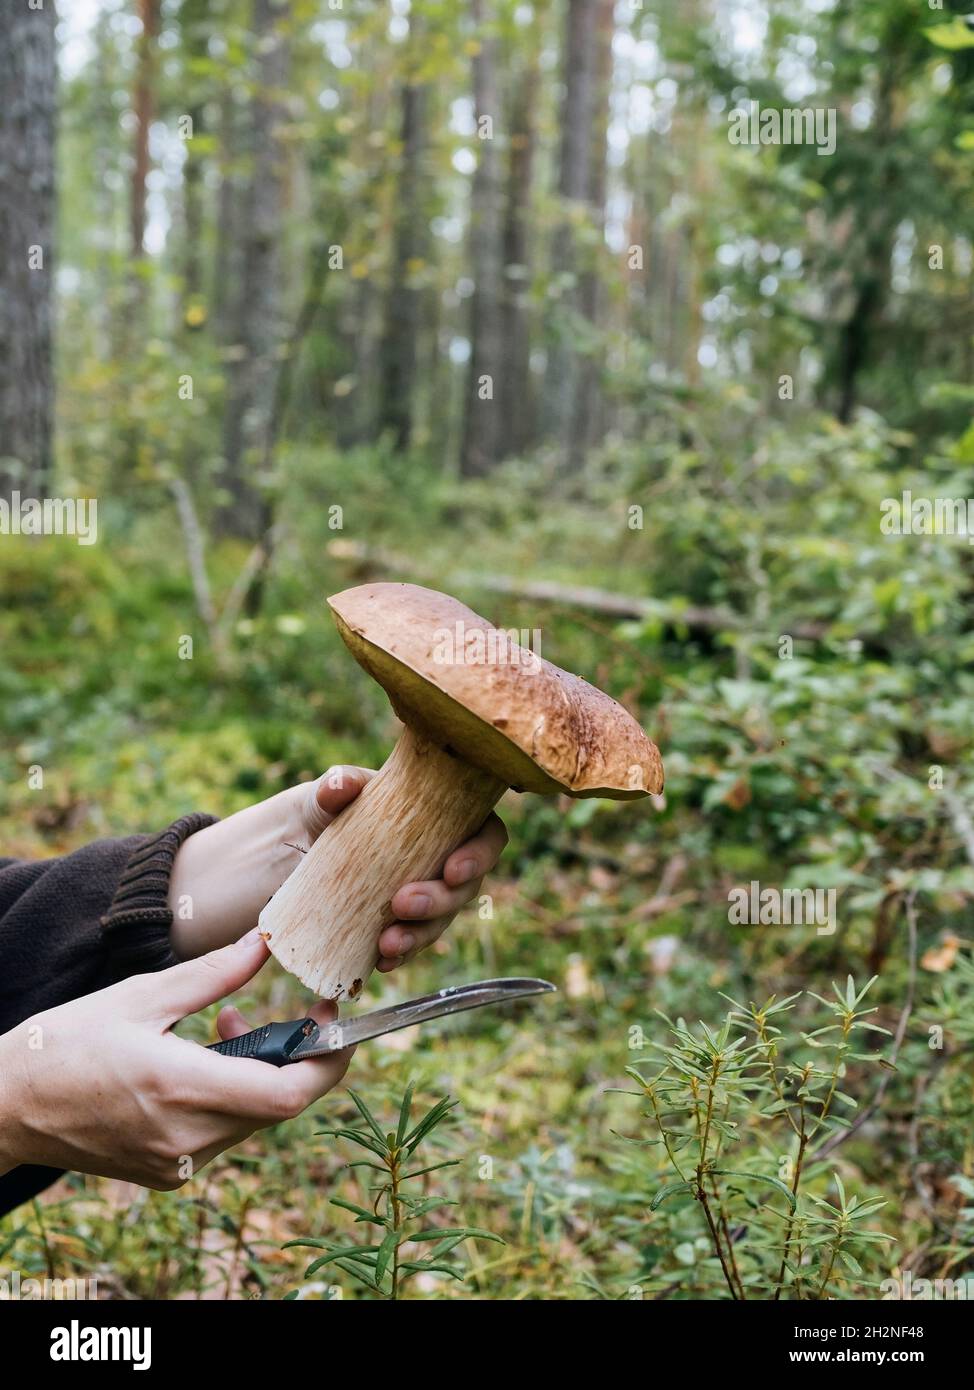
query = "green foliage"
(617, 978, 895, 1299)
(285, 1086, 503, 1299)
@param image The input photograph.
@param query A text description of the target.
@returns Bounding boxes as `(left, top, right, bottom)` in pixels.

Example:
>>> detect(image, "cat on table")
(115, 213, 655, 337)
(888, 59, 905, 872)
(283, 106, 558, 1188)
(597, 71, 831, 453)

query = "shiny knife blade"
(289, 977, 556, 1059)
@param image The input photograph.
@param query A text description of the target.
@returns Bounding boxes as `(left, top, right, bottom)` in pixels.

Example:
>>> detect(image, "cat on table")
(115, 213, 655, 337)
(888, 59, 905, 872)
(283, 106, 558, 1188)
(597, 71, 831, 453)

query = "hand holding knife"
(208, 977, 556, 1066)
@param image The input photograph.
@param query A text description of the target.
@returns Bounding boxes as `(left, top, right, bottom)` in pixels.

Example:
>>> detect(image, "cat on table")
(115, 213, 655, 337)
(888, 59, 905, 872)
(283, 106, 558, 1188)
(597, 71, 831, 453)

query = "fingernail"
(241, 926, 265, 947)
(406, 894, 432, 917)
(397, 931, 416, 953)
(455, 858, 477, 883)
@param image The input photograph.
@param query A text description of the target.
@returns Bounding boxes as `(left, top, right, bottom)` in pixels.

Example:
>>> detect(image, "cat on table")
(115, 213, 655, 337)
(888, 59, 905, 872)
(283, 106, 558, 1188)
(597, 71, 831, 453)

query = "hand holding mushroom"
(259, 583, 664, 1000)
(167, 762, 507, 966)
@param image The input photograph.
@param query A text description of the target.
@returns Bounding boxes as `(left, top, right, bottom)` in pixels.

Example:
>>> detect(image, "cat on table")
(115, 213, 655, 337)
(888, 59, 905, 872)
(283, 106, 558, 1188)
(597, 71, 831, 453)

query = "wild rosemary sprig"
(285, 1083, 503, 1300)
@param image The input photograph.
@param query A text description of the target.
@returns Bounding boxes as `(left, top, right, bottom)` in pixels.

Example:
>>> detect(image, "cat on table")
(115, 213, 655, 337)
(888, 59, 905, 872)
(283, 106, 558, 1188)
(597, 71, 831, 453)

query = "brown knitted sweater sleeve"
(0, 813, 217, 1216)
(0, 813, 218, 1030)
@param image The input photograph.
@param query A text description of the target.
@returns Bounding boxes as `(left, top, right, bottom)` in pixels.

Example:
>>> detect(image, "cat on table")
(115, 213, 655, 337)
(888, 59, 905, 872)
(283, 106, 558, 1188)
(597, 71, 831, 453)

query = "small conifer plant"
(286, 1084, 503, 1300)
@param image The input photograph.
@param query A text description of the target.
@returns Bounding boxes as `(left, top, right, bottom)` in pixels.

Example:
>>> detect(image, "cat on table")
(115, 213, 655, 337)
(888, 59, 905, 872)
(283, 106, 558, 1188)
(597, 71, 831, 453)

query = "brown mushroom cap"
(328, 582, 664, 799)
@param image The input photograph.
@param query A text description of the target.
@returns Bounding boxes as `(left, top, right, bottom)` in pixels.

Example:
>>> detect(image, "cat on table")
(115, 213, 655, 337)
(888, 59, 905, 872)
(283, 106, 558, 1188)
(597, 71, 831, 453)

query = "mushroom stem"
(259, 725, 507, 999)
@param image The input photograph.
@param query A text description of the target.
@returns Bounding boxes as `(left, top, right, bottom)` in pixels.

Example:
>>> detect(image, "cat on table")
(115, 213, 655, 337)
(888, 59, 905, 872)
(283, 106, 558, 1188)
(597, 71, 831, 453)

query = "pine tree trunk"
(179, 0, 210, 309)
(335, 76, 389, 447)
(831, 60, 896, 423)
(460, 0, 505, 477)
(378, 55, 427, 453)
(498, 10, 541, 460)
(542, 0, 598, 450)
(213, 89, 245, 344)
(131, 0, 161, 261)
(219, 0, 291, 540)
(0, 0, 57, 498)
(569, 0, 614, 469)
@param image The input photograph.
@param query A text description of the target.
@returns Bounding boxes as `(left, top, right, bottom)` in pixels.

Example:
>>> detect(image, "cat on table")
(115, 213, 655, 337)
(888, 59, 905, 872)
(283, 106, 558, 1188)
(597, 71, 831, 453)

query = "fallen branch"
(326, 539, 830, 641)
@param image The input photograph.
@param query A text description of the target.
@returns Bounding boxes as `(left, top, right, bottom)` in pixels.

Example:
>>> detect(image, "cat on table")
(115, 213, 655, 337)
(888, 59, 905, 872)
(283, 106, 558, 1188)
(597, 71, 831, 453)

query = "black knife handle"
(208, 1019, 316, 1066)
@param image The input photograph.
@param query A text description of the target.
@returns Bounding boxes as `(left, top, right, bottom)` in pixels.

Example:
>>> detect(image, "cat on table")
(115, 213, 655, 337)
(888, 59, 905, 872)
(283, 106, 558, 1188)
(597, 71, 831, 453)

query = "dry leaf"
(921, 934, 961, 973)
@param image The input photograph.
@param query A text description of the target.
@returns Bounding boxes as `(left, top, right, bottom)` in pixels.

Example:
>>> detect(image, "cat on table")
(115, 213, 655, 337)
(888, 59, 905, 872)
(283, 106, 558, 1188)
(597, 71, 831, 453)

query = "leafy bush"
(615, 977, 895, 1299)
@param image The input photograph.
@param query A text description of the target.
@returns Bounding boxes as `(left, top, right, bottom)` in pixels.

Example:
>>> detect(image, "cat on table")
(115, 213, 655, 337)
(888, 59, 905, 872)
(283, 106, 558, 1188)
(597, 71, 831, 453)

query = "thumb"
(145, 928, 270, 1027)
(303, 765, 374, 840)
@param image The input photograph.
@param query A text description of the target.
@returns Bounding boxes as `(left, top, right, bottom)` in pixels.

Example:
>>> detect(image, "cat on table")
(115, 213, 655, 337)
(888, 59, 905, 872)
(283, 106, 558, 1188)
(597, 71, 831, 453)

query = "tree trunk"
(569, 0, 614, 468)
(460, 0, 505, 477)
(834, 265, 886, 424)
(90, 14, 121, 355)
(825, 13, 900, 422)
(131, 0, 161, 261)
(182, 135, 204, 303)
(213, 89, 245, 343)
(378, 51, 428, 453)
(676, 0, 708, 390)
(219, 0, 291, 540)
(179, 0, 210, 308)
(498, 11, 541, 460)
(542, 0, 599, 450)
(334, 74, 390, 447)
(0, 0, 57, 498)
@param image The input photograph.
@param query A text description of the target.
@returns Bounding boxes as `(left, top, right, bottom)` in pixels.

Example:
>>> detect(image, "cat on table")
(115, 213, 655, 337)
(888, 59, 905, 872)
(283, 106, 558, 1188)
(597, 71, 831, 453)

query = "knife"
(207, 977, 556, 1066)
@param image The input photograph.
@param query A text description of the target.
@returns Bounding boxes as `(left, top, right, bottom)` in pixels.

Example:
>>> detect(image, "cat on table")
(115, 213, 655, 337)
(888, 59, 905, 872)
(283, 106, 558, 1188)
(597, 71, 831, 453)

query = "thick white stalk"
(259, 726, 505, 999)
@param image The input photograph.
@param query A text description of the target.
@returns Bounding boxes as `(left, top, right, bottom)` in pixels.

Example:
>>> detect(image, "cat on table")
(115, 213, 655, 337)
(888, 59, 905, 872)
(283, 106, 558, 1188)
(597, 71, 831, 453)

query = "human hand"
(0, 931, 351, 1189)
(168, 767, 507, 969)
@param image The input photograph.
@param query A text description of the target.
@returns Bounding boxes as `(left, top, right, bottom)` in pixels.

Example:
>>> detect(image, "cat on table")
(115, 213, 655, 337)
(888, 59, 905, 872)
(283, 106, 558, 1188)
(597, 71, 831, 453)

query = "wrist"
(0, 1031, 30, 1175)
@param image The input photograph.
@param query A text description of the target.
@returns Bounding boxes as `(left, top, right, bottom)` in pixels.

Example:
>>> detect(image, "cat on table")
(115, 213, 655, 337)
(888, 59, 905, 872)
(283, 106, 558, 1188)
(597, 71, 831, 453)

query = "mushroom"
(259, 582, 664, 999)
